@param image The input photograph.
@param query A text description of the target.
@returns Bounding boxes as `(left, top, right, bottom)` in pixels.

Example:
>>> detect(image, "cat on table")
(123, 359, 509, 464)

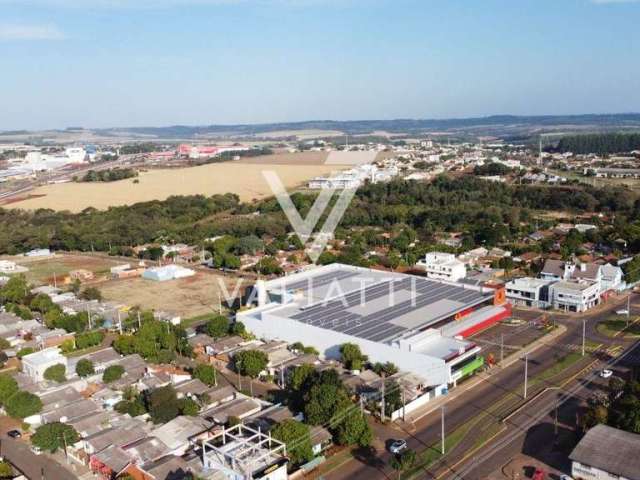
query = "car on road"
(559, 475, 574, 480)
(389, 439, 407, 454)
(6, 429, 21, 438)
(600, 369, 613, 379)
(616, 309, 629, 316)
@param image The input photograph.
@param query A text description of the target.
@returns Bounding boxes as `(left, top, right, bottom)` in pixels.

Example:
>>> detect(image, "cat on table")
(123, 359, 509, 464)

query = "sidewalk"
(398, 324, 567, 428)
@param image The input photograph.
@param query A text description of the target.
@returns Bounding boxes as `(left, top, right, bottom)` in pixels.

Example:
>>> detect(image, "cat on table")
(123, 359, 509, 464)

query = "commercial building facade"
(415, 252, 467, 282)
(238, 264, 508, 395)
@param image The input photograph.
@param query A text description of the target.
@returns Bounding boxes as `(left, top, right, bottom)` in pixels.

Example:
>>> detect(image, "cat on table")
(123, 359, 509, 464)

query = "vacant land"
(8, 155, 346, 212)
(5, 253, 123, 285)
(100, 270, 248, 318)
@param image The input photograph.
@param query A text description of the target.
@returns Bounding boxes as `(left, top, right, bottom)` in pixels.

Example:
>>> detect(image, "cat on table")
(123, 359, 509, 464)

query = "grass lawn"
(597, 318, 640, 338)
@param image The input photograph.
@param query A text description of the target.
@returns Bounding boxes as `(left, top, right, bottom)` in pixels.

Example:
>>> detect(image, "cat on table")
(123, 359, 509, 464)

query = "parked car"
(559, 475, 574, 480)
(532, 468, 546, 480)
(389, 439, 407, 454)
(600, 369, 613, 379)
(6, 429, 21, 438)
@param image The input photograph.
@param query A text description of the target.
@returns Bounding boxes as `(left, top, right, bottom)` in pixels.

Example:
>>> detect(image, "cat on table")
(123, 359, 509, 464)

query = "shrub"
(43, 364, 66, 383)
(102, 365, 125, 383)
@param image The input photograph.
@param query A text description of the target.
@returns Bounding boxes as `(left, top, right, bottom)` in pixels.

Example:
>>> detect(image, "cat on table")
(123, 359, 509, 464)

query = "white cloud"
(0, 23, 64, 40)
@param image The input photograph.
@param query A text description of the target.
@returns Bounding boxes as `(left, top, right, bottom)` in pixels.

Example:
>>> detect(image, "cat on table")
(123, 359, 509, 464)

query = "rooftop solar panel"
(284, 273, 491, 343)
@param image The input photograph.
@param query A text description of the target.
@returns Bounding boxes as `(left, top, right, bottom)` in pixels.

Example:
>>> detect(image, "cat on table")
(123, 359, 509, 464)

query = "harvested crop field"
(8, 160, 344, 212)
(100, 270, 246, 318)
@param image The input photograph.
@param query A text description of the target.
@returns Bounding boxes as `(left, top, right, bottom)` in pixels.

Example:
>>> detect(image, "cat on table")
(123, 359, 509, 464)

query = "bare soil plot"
(7, 161, 343, 212)
(6, 253, 124, 285)
(99, 270, 248, 318)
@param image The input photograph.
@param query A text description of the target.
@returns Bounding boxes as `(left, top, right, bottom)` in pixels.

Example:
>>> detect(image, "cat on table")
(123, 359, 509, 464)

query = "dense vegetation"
(77, 168, 138, 182)
(3, 177, 639, 258)
(119, 143, 158, 155)
(556, 132, 640, 155)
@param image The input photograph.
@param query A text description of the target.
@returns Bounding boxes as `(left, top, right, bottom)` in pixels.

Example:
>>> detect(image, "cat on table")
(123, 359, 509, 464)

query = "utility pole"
(380, 373, 386, 423)
(554, 401, 559, 436)
(117, 310, 123, 335)
(500, 333, 504, 365)
(582, 319, 586, 357)
(138, 311, 142, 330)
(402, 389, 406, 422)
(86, 305, 92, 330)
(441, 406, 446, 454)
(523, 353, 529, 399)
(360, 395, 364, 414)
(627, 295, 631, 329)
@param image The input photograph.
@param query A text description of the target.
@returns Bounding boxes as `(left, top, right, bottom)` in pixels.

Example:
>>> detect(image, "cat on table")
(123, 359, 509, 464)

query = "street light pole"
(441, 406, 446, 454)
(582, 319, 586, 357)
(523, 353, 529, 399)
(500, 333, 504, 365)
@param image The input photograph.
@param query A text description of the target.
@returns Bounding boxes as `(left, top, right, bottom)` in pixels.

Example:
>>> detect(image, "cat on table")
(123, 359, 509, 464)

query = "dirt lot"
(7, 152, 352, 212)
(5, 253, 124, 285)
(99, 270, 249, 319)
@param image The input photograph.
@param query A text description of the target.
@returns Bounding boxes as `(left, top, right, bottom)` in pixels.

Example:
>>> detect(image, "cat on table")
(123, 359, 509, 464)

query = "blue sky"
(0, 0, 638, 130)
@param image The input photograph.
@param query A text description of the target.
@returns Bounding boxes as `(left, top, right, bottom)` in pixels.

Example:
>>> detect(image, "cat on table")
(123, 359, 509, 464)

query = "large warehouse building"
(238, 263, 509, 391)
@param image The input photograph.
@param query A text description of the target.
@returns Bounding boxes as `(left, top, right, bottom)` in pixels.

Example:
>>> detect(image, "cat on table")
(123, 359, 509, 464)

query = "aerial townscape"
(1, 1, 640, 480)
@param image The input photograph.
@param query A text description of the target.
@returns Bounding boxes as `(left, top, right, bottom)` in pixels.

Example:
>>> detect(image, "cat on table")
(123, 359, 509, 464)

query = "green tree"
(148, 385, 181, 423)
(304, 383, 351, 426)
(0, 461, 13, 478)
(43, 364, 66, 383)
(5, 391, 42, 418)
(372, 362, 399, 377)
(0, 337, 9, 350)
(271, 420, 314, 467)
(390, 448, 416, 479)
(31, 423, 79, 453)
(80, 287, 102, 301)
(335, 409, 372, 447)
(234, 350, 268, 378)
(205, 315, 229, 339)
(102, 365, 125, 383)
(0, 275, 28, 305)
(340, 343, 367, 371)
(0, 374, 18, 405)
(16, 347, 35, 359)
(193, 364, 217, 386)
(76, 359, 95, 378)
(179, 397, 200, 416)
(30, 293, 56, 314)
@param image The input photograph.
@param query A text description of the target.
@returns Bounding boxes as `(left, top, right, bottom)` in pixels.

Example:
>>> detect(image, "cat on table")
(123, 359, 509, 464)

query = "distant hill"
(94, 114, 640, 140)
(4, 113, 640, 142)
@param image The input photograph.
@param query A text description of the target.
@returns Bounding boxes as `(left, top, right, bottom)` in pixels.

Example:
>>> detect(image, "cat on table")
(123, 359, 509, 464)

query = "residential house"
(151, 416, 213, 456)
(570, 424, 640, 480)
(21, 347, 67, 382)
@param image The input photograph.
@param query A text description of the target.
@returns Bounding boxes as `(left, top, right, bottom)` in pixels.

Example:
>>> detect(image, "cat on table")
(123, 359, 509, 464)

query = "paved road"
(0, 437, 77, 480)
(325, 293, 638, 480)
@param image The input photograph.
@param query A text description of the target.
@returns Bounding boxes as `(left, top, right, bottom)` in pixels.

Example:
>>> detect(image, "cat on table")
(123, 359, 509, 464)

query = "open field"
(4, 253, 124, 285)
(99, 270, 245, 318)
(7, 159, 344, 212)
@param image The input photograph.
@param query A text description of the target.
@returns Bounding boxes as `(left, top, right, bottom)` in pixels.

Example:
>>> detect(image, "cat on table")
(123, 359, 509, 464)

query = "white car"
(560, 475, 574, 480)
(389, 439, 407, 454)
(616, 309, 629, 316)
(599, 369, 613, 379)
